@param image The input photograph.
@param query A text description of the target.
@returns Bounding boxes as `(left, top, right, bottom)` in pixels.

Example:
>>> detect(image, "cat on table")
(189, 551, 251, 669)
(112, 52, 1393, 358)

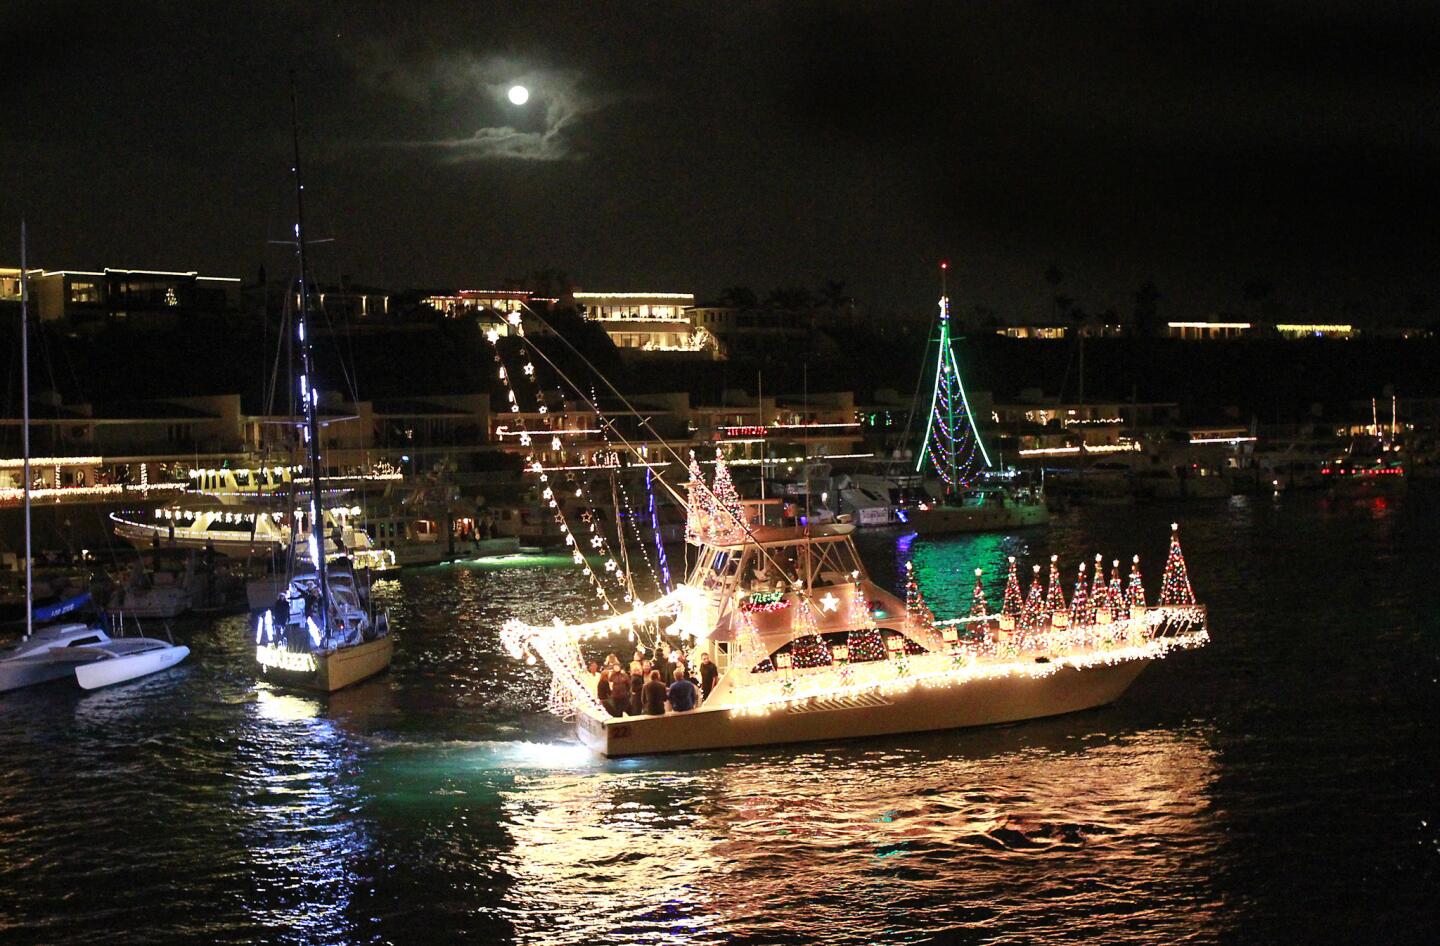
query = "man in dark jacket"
(668, 668, 699, 712)
(642, 669, 668, 715)
(698, 653, 718, 702)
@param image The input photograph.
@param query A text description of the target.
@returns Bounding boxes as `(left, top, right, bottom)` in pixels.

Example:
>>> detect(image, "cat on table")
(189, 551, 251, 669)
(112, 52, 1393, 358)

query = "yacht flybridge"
(503, 461, 1209, 757)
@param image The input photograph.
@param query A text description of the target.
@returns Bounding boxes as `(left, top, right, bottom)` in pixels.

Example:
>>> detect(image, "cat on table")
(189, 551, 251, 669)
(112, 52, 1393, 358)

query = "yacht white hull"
(75, 644, 190, 690)
(111, 516, 284, 558)
(909, 502, 1049, 535)
(578, 658, 1147, 757)
(257, 636, 393, 692)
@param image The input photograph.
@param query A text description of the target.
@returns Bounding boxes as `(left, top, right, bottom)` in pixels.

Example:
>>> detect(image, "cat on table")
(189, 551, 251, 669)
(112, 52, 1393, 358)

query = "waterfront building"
(994, 321, 1125, 340)
(1166, 320, 1253, 340)
(988, 397, 1181, 459)
(1274, 323, 1355, 339)
(1, 390, 493, 509)
(426, 289, 534, 317)
(21, 267, 240, 326)
(689, 305, 808, 339)
(572, 291, 717, 355)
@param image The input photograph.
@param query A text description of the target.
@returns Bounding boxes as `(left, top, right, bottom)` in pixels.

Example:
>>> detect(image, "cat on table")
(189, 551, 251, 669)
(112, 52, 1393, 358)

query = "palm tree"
(765, 287, 815, 310)
(718, 285, 757, 308)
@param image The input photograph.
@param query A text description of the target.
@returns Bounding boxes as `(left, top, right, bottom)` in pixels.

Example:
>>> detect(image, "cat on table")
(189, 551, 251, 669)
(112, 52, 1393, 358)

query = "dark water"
(2, 491, 1437, 945)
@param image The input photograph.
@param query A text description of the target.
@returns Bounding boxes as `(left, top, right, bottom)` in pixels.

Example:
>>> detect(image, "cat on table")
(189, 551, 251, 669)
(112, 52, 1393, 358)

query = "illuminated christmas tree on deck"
(915, 262, 992, 496)
(969, 568, 989, 618)
(1071, 562, 1090, 625)
(1001, 556, 1023, 620)
(684, 452, 707, 545)
(789, 597, 831, 668)
(847, 567, 884, 662)
(1044, 554, 1066, 621)
(1090, 554, 1108, 618)
(1159, 523, 1197, 605)
(1126, 555, 1146, 608)
(1107, 560, 1126, 621)
(710, 449, 745, 544)
(1020, 565, 1045, 634)
(904, 561, 942, 650)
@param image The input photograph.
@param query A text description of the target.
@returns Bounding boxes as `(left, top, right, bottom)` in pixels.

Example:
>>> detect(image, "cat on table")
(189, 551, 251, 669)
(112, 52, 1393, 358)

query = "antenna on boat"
(19, 221, 33, 641)
(289, 72, 331, 642)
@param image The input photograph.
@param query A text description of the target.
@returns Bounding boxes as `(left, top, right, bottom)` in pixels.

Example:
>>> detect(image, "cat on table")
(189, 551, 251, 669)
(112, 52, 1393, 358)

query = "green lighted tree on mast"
(916, 262, 993, 495)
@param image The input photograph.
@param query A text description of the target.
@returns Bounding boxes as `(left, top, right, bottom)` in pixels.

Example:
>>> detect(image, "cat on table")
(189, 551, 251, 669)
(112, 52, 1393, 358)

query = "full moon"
(507, 85, 529, 105)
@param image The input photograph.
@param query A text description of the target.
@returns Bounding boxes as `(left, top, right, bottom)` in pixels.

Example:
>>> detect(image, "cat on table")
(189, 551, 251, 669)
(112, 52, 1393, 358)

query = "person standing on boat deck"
(643, 670, 668, 715)
(628, 661, 645, 716)
(596, 668, 612, 709)
(699, 653, 718, 702)
(609, 668, 631, 717)
(668, 668, 699, 712)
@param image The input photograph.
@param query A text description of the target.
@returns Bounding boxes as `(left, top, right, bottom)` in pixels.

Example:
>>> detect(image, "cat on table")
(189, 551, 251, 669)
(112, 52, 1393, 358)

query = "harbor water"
(1, 491, 1436, 944)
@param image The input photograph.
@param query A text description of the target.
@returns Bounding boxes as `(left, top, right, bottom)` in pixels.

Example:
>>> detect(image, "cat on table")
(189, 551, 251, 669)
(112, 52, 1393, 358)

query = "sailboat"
(906, 262, 1048, 535)
(1, 224, 189, 692)
(252, 85, 392, 693)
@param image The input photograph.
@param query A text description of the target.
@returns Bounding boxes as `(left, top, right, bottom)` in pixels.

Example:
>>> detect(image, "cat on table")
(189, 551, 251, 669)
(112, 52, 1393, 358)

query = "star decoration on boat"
(819, 592, 840, 613)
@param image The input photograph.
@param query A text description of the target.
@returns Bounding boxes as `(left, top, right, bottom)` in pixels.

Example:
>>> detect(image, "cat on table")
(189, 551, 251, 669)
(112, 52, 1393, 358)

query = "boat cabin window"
(66, 636, 104, 647)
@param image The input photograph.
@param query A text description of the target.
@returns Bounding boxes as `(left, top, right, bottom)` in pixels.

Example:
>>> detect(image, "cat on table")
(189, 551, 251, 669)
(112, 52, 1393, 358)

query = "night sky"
(6, 1, 1439, 324)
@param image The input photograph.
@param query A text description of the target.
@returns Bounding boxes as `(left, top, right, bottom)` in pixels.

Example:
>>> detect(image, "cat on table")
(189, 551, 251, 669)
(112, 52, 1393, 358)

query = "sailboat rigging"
(906, 262, 1048, 535)
(251, 79, 392, 692)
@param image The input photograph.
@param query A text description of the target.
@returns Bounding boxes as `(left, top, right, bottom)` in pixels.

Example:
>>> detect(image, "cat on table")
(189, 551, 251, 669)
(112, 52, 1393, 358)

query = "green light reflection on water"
(900, 530, 1039, 618)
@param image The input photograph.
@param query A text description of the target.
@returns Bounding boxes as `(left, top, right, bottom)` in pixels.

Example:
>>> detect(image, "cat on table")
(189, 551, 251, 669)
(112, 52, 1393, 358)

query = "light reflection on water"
(487, 727, 1221, 945)
(0, 489, 1437, 944)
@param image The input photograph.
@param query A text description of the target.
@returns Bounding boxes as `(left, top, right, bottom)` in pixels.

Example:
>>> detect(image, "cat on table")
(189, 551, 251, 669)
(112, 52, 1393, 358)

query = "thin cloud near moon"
(363, 52, 596, 162)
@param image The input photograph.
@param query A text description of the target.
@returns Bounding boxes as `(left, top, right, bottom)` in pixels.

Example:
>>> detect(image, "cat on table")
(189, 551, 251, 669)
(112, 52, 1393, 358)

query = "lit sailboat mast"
(19, 222, 33, 641)
(915, 261, 992, 494)
(289, 78, 330, 640)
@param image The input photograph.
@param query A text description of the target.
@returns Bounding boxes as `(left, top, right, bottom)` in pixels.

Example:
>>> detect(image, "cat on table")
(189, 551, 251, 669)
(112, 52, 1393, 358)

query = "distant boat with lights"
(250, 86, 391, 693)
(503, 456, 1208, 757)
(904, 263, 1049, 536)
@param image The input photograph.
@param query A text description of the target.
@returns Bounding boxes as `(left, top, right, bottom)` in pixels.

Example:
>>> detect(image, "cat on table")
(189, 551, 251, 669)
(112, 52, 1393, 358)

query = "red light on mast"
(940, 261, 949, 270)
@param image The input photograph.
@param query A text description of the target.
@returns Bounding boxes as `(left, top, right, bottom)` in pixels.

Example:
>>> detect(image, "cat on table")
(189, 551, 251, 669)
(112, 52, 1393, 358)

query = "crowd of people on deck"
(590, 642, 719, 717)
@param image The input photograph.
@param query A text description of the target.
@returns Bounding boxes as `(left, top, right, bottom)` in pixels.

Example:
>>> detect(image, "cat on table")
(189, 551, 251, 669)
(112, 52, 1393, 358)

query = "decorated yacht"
(503, 458, 1209, 757)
